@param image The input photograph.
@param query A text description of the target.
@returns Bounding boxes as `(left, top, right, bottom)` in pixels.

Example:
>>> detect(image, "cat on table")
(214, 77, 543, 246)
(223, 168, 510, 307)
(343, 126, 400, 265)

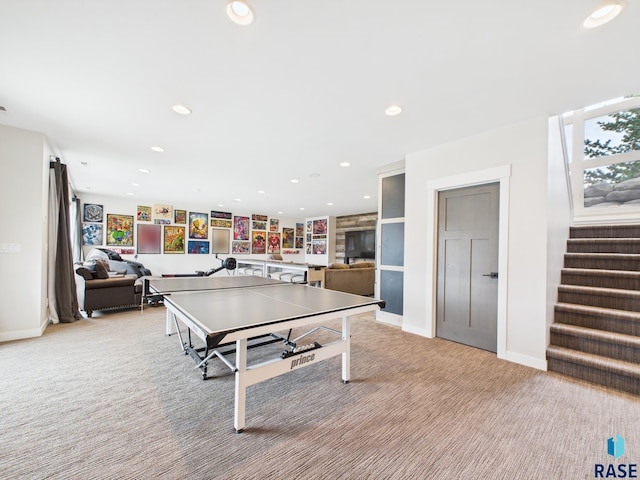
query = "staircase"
(547, 224, 640, 395)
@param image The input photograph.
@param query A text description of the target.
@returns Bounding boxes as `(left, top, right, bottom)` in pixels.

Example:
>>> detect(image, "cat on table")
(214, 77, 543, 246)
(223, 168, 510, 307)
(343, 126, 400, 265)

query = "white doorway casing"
(420, 165, 511, 360)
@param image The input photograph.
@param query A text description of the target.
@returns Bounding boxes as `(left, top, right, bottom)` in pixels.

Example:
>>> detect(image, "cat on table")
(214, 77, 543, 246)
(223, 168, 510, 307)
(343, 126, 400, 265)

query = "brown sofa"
(75, 266, 142, 317)
(323, 262, 375, 296)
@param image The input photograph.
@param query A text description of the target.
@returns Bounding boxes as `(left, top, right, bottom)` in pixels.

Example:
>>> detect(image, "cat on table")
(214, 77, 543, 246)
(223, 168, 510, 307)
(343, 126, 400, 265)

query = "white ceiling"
(1, 1, 638, 217)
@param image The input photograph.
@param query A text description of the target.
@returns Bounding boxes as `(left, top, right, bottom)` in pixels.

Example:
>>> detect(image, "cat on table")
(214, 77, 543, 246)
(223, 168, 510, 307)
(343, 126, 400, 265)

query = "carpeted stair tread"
(561, 267, 640, 278)
(561, 268, 640, 290)
(546, 346, 640, 379)
(563, 252, 640, 271)
(564, 252, 640, 260)
(555, 302, 640, 321)
(550, 323, 640, 350)
(567, 238, 640, 254)
(570, 224, 640, 239)
(558, 284, 640, 299)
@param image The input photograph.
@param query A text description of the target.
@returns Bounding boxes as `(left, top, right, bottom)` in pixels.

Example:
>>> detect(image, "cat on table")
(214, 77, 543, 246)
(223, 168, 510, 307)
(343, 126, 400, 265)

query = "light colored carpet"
(1, 307, 638, 479)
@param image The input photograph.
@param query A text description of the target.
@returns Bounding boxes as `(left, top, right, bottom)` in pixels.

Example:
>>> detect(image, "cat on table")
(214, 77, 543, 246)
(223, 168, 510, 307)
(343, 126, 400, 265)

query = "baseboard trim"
(505, 350, 547, 371)
(0, 327, 44, 343)
(376, 311, 403, 328)
(402, 323, 432, 338)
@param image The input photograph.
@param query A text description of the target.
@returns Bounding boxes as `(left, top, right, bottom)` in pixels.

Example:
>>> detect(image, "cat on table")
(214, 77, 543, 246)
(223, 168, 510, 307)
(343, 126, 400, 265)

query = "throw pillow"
(92, 260, 110, 279)
(329, 263, 350, 269)
(75, 267, 93, 281)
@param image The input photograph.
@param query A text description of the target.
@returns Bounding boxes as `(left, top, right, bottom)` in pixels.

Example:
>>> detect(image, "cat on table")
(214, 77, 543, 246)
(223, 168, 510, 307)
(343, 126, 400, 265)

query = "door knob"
(482, 272, 499, 278)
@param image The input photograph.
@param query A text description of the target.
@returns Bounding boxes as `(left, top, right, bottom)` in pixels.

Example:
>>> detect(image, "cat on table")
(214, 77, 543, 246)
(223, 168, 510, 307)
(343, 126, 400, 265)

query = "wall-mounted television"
(344, 229, 376, 261)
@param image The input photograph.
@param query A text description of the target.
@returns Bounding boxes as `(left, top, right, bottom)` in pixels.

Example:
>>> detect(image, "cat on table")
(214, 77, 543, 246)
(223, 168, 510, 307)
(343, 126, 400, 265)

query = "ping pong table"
(145, 275, 384, 432)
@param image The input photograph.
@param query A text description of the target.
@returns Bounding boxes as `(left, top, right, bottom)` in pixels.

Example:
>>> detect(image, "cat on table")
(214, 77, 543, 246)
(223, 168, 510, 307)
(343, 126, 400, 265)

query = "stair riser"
(567, 242, 640, 254)
(563, 257, 640, 271)
(561, 272, 640, 290)
(570, 226, 640, 239)
(550, 332, 640, 364)
(554, 309, 640, 336)
(558, 291, 640, 312)
(547, 357, 640, 395)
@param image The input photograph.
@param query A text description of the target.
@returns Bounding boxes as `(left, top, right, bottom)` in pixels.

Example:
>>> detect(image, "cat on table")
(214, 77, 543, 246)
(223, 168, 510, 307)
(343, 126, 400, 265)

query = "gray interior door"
(436, 183, 499, 352)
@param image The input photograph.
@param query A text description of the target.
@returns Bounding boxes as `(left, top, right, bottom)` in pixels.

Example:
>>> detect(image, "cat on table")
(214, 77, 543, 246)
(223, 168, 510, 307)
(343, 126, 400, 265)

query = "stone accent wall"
(584, 178, 640, 207)
(335, 212, 377, 263)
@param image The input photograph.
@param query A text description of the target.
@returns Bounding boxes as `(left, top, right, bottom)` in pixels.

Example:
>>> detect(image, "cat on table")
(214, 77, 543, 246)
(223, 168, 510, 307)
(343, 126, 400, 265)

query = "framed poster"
(164, 226, 185, 254)
(137, 205, 151, 222)
(174, 209, 187, 224)
(189, 212, 209, 239)
(211, 228, 230, 254)
(251, 231, 266, 254)
(270, 218, 279, 232)
(82, 223, 103, 246)
(313, 219, 327, 235)
(188, 241, 210, 254)
(282, 227, 294, 248)
(312, 239, 327, 255)
(106, 214, 134, 246)
(211, 219, 232, 228)
(153, 204, 173, 224)
(296, 223, 304, 237)
(83, 203, 103, 223)
(267, 232, 281, 254)
(232, 240, 250, 254)
(233, 216, 249, 240)
(137, 224, 161, 254)
(211, 210, 232, 220)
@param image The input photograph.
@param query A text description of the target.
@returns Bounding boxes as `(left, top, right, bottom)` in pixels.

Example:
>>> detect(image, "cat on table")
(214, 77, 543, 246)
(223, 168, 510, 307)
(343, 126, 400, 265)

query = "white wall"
(77, 193, 306, 276)
(404, 116, 552, 369)
(546, 116, 573, 343)
(0, 124, 50, 341)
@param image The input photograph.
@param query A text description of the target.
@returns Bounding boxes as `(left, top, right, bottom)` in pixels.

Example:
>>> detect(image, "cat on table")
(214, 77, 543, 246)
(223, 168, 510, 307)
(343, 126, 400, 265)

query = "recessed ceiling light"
(234, 198, 242, 202)
(327, 202, 333, 206)
(258, 190, 266, 194)
(139, 168, 151, 174)
(363, 195, 371, 199)
(309, 173, 321, 178)
(584, 2, 626, 28)
(226, 0, 255, 25)
(126, 192, 134, 196)
(80, 161, 90, 166)
(172, 104, 192, 115)
(150, 146, 164, 152)
(132, 182, 140, 187)
(218, 204, 224, 207)
(299, 207, 305, 211)
(339, 162, 351, 167)
(385, 105, 403, 116)
(290, 179, 299, 183)
(278, 211, 284, 215)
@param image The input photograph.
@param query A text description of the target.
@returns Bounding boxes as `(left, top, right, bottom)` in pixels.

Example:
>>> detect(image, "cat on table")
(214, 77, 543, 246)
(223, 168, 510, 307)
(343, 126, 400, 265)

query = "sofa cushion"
(349, 262, 375, 269)
(328, 263, 350, 269)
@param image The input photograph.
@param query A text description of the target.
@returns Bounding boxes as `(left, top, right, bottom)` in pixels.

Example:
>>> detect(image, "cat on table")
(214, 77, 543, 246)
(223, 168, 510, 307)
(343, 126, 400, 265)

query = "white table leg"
(234, 337, 248, 433)
(165, 309, 175, 336)
(342, 315, 350, 383)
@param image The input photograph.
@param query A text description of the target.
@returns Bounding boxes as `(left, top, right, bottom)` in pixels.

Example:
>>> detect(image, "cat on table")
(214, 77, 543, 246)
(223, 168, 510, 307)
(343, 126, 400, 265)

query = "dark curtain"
(51, 160, 81, 323)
